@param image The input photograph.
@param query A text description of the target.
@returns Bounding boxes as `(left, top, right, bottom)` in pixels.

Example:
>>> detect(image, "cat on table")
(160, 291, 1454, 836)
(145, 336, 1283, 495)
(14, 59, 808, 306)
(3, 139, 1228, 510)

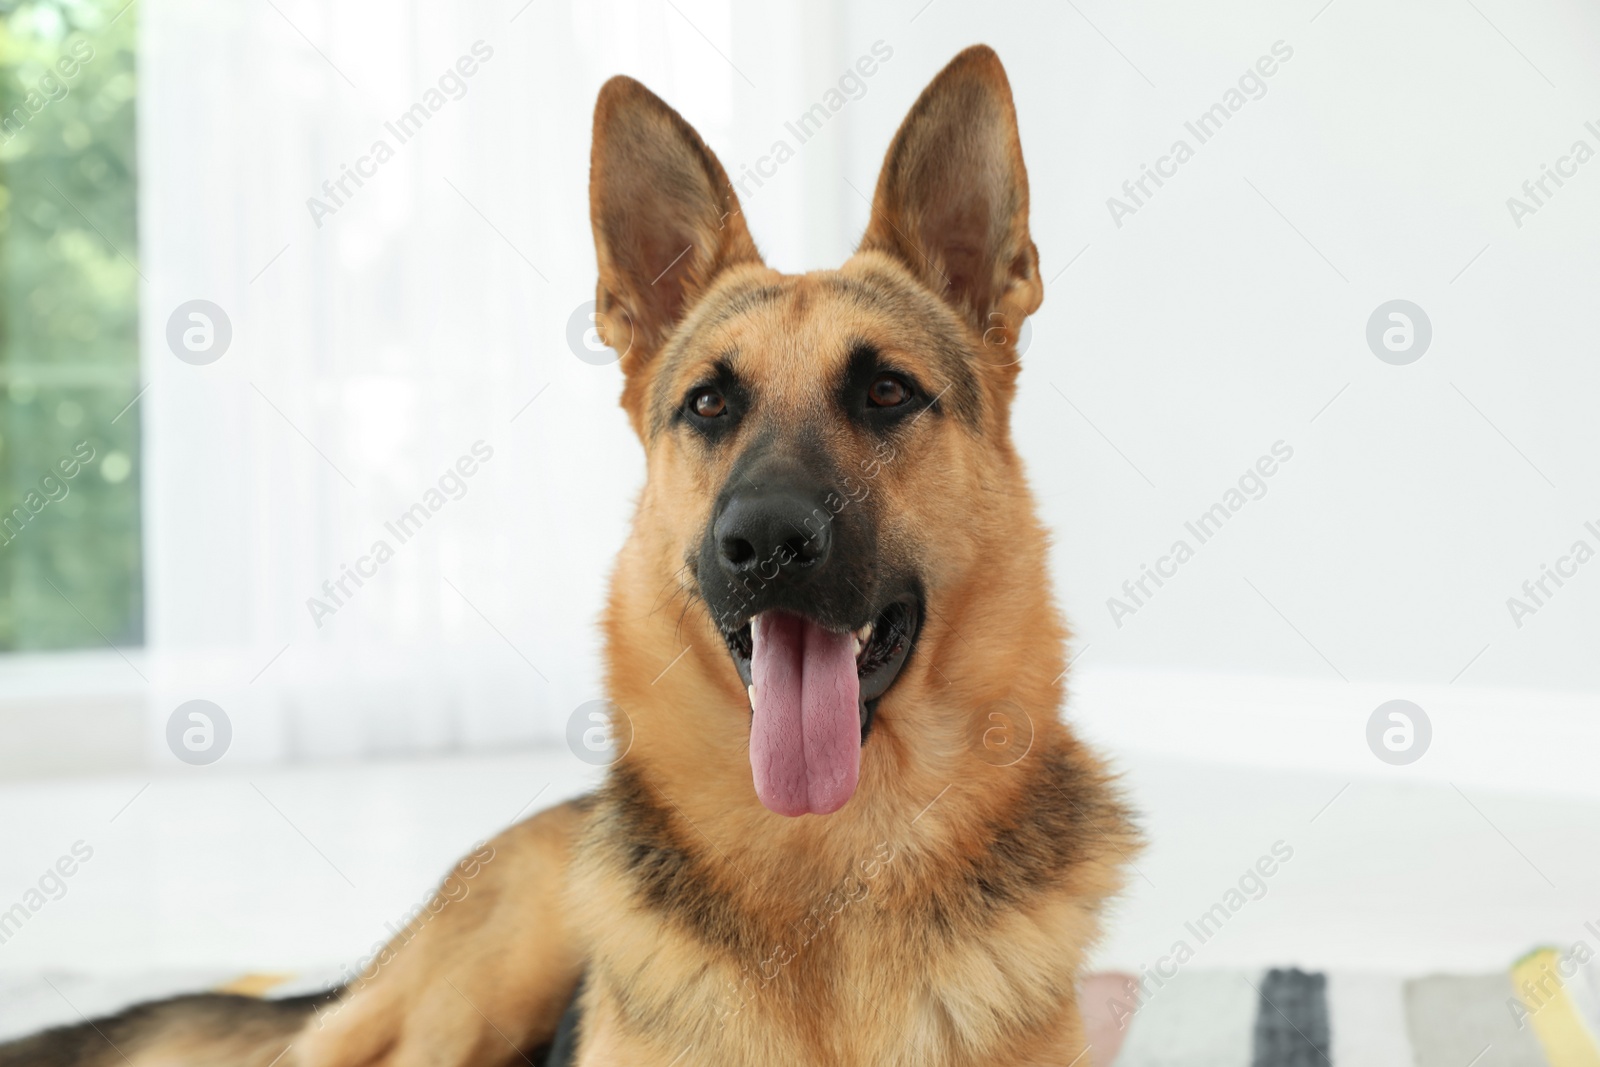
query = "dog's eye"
(867, 374, 911, 408)
(690, 388, 727, 418)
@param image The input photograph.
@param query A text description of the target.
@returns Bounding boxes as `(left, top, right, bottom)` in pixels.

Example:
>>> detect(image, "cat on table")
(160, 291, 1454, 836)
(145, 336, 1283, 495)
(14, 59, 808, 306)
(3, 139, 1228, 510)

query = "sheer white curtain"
(137, 0, 846, 763)
(44, 0, 1600, 791)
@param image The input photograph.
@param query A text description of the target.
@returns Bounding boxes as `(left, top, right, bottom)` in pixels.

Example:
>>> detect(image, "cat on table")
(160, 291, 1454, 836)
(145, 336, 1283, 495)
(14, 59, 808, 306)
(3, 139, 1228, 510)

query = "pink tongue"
(748, 612, 862, 817)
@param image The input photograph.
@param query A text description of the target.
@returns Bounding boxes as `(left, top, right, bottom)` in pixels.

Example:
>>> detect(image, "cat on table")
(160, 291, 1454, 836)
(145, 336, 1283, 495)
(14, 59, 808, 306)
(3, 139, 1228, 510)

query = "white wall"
(17, 0, 1588, 786)
(838, 0, 1600, 694)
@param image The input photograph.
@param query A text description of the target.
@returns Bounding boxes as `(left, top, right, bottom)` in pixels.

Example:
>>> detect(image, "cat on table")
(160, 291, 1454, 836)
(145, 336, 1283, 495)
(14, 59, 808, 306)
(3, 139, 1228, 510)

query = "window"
(0, 0, 139, 651)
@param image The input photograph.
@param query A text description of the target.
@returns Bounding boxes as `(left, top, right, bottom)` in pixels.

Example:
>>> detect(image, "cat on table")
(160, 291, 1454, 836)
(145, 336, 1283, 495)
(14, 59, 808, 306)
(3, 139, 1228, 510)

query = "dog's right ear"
(589, 76, 762, 386)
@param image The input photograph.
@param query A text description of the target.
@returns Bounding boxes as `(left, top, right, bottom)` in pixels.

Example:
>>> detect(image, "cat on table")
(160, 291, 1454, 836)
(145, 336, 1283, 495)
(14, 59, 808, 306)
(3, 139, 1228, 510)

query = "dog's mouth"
(721, 596, 921, 818)
(722, 597, 920, 709)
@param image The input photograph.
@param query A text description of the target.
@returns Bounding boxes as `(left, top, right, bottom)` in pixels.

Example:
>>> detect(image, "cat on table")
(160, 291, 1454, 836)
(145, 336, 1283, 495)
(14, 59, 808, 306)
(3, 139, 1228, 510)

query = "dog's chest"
(578, 754, 1125, 1063)
(589, 891, 1085, 1067)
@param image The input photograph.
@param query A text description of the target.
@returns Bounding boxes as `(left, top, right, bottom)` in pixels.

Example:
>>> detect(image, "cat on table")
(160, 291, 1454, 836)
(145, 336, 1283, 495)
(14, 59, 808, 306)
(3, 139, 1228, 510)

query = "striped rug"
(1084, 948, 1600, 1066)
(3, 950, 1598, 1063)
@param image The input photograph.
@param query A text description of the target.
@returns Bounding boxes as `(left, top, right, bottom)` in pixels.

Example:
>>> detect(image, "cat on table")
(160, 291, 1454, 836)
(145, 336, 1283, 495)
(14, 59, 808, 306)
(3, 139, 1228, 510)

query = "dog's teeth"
(747, 684, 756, 709)
(853, 636, 864, 656)
(856, 623, 873, 643)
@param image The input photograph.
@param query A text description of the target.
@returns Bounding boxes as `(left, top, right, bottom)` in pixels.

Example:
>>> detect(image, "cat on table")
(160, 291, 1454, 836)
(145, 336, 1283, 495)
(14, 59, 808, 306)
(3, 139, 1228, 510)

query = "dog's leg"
(296, 799, 589, 1067)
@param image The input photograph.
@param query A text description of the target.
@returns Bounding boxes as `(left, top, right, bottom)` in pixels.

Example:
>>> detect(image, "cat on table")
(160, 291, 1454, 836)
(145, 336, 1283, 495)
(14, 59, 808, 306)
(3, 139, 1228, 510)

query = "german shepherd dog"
(2, 45, 1137, 1067)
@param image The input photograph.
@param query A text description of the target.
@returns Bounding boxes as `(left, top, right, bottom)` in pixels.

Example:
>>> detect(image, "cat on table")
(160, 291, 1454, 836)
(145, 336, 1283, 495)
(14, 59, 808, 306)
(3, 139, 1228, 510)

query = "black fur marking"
(602, 744, 1133, 958)
(603, 763, 757, 958)
(917, 745, 1137, 935)
(700, 283, 785, 330)
(0, 987, 343, 1067)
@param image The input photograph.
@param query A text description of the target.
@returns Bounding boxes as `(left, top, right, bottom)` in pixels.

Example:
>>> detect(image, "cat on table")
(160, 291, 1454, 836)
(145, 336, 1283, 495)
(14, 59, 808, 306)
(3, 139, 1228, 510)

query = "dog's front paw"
(293, 803, 588, 1067)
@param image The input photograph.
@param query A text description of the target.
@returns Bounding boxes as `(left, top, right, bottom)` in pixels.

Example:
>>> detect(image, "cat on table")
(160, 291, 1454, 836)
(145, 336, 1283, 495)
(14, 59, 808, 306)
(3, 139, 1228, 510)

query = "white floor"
(0, 745, 1596, 993)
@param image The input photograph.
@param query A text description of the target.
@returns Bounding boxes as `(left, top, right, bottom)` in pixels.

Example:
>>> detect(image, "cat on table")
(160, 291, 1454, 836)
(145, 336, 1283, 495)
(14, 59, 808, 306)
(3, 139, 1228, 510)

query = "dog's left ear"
(859, 45, 1042, 351)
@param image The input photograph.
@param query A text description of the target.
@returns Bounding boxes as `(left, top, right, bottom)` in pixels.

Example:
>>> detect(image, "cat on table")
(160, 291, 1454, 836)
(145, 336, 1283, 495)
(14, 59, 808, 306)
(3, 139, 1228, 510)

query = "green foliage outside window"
(0, 0, 140, 651)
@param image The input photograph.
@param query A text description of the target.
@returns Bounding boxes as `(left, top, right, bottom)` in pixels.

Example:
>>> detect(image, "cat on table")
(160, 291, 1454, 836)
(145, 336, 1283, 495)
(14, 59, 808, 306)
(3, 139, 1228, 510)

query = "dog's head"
(592, 46, 1052, 818)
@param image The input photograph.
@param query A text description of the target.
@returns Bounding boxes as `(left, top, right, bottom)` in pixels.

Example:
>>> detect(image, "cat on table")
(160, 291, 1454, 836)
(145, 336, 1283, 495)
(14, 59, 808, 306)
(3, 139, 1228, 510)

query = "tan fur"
(0, 45, 1137, 1067)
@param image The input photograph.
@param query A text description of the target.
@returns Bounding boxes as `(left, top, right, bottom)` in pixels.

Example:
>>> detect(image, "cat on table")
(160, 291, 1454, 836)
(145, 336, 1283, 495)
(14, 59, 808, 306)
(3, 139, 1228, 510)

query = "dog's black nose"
(714, 489, 833, 580)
